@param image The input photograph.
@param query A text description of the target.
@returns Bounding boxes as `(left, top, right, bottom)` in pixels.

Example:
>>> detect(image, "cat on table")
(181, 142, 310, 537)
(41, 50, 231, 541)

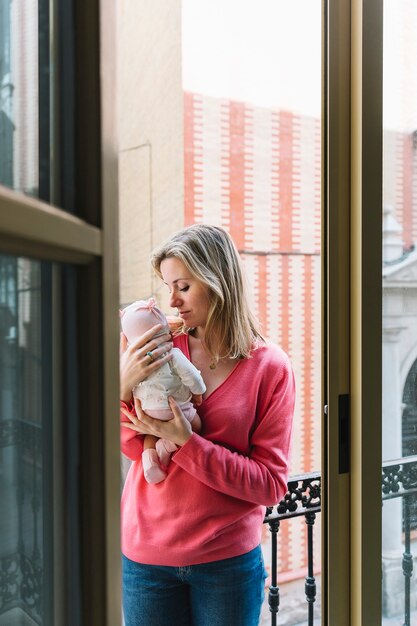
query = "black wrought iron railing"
(382, 455, 417, 626)
(263, 472, 321, 626)
(264, 457, 417, 626)
(0, 419, 43, 624)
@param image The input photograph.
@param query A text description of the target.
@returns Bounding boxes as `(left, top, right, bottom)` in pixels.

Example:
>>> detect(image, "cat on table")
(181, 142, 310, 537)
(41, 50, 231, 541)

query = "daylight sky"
(182, 0, 321, 118)
(182, 0, 417, 131)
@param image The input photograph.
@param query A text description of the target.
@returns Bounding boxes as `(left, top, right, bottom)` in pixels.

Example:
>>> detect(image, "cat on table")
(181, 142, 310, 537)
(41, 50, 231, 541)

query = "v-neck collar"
(182, 334, 243, 403)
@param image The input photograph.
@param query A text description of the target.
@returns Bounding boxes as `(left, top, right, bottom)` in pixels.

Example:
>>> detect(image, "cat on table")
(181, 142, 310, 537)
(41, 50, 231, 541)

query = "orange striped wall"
(184, 91, 322, 576)
(384, 128, 417, 251)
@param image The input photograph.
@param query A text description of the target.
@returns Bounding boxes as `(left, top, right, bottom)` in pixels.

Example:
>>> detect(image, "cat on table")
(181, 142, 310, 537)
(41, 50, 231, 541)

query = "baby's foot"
(142, 449, 167, 484)
(156, 438, 178, 467)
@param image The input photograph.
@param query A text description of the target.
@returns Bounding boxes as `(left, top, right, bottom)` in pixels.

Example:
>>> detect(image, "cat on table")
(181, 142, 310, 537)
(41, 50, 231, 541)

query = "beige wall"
(118, 0, 184, 306)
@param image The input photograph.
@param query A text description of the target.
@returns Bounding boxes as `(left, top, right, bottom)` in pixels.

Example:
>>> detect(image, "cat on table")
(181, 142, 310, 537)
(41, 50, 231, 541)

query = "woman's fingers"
(121, 422, 142, 431)
(167, 397, 193, 445)
(133, 396, 143, 417)
(130, 335, 172, 365)
(168, 396, 181, 415)
(139, 343, 172, 366)
(129, 398, 164, 436)
(133, 397, 155, 426)
(120, 326, 173, 403)
(121, 403, 151, 435)
(139, 340, 173, 363)
(120, 402, 154, 433)
(120, 332, 128, 356)
(123, 397, 193, 445)
(128, 325, 164, 353)
(121, 421, 150, 435)
(120, 406, 138, 424)
(168, 396, 189, 427)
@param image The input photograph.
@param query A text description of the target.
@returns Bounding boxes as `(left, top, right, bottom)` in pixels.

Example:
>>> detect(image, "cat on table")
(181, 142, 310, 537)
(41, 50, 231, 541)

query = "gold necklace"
(206, 348, 218, 370)
(190, 329, 218, 369)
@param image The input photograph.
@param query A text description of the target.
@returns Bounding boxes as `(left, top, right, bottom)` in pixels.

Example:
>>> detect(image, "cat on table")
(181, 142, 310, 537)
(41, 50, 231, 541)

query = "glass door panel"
(382, 2, 417, 623)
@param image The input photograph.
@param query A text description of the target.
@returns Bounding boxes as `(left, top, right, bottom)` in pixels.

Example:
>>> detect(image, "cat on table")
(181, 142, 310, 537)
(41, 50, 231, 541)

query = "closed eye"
(179, 286, 189, 292)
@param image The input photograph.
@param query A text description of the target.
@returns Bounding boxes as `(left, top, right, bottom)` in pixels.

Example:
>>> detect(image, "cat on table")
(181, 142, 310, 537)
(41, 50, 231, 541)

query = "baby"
(120, 298, 206, 484)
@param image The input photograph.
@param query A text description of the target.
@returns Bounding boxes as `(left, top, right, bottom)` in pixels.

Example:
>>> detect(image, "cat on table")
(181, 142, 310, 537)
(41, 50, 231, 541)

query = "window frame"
(325, 0, 383, 623)
(350, 0, 383, 622)
(0, 0, 120, 624)
(324, 0, 351, 623)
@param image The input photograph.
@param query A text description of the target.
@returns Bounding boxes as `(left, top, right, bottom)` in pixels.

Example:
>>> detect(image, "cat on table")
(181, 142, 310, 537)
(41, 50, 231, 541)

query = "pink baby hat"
(120, 298, 168, 343)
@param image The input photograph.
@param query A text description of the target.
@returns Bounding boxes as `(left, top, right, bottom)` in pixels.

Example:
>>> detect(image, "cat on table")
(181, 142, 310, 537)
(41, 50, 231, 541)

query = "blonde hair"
(151, 224, 265, 362)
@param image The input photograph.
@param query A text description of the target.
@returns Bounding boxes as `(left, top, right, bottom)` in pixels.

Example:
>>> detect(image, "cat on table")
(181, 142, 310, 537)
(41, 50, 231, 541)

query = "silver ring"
(146, 351, 154, 362)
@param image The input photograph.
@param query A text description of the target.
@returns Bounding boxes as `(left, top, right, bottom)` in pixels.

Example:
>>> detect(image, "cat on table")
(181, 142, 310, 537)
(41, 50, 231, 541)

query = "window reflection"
(0, 0, 40, 195)
(0, 256, 52, 625)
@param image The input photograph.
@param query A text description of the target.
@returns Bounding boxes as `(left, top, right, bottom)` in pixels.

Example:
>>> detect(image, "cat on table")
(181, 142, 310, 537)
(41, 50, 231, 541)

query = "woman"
(120, 224, 295, 626)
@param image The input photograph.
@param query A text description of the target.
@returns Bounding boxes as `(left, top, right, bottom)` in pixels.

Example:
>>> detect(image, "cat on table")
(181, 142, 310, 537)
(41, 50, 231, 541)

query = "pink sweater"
(120, 334, 295, 566)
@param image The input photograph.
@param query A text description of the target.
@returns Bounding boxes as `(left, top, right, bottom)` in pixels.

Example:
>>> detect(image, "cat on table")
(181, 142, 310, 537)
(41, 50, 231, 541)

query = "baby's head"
(120, 298, 169, 343)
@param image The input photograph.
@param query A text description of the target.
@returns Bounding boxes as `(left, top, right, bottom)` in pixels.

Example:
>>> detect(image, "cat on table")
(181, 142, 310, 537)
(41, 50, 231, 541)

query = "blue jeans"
(122, 545, 267, 626)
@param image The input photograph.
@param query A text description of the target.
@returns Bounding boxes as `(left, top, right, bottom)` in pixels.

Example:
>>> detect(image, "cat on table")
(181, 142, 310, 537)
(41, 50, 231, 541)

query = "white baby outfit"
(120, 298, 205, 484)
(133, 347, 205, 422)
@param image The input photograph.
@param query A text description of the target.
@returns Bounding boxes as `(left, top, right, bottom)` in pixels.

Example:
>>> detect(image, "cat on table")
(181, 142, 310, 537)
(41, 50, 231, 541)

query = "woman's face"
(160, 257, 211, 331)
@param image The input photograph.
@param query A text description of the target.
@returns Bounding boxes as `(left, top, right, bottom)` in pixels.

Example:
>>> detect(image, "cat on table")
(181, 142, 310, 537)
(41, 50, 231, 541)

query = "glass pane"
(0, 254, 54, 625)
(382, 2, 417, 623)
(0, 0, 53, 201)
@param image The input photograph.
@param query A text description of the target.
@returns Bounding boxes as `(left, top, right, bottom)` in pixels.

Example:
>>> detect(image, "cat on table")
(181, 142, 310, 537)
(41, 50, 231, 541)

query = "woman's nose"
(169, 291, 182, 308)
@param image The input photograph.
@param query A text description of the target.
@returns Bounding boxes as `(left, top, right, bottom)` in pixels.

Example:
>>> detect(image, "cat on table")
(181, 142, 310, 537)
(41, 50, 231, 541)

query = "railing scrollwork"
(263, 459, 417, 626)
(382, 456, 417, 626)
(264, 472, 321, 626)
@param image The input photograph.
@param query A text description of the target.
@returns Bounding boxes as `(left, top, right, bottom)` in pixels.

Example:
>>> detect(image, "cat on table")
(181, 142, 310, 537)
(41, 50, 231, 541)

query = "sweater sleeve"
(120, 399, 145, 461)
(172, 358, 295, 506)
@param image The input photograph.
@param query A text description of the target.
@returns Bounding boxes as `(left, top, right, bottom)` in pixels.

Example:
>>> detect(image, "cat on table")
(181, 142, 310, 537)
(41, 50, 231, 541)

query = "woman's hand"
(121, 397, 194, 446)
(120, 325, 173, 402)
